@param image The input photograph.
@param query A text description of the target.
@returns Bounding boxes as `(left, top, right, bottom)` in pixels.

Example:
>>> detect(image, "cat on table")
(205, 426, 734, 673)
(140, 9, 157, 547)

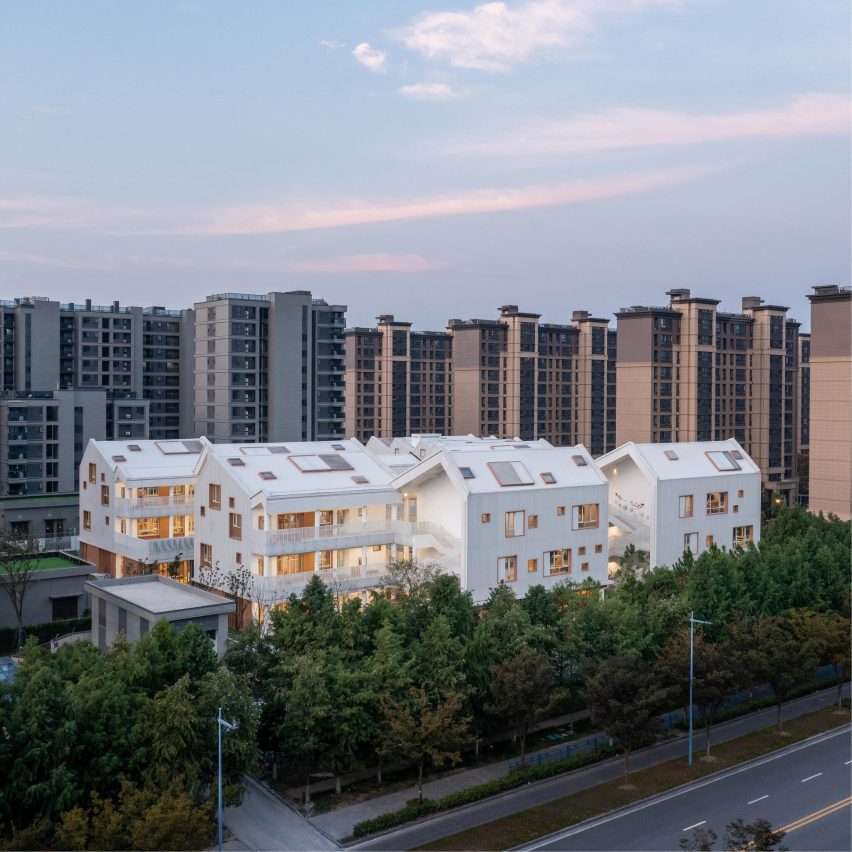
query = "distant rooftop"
(86, 574, 235, 615)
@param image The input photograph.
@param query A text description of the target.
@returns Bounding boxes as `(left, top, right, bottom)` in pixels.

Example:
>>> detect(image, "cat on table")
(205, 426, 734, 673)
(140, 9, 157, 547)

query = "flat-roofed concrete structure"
(85, 574, 234, 655)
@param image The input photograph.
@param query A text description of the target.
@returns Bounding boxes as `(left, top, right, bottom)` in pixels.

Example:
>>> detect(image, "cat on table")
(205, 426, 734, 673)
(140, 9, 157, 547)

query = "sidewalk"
(311, 683, 848, 843)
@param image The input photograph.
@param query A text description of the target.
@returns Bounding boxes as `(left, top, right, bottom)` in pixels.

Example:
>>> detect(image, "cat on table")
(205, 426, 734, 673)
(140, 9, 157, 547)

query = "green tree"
(734, 615, 817, 733)
(486, 649, 554, 767)
(679, 826, 718, 850)
(0, 532, 43, 650)
(378, 686, 470, 803)
(789, 609, 850, 708)
(585, 652, 669, 782)
(723, 817, 787, 850)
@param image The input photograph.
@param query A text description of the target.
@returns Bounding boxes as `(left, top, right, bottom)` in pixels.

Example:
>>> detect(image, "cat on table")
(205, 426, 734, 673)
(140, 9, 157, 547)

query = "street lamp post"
(688, 610, 712, 767)
(217, 707, 238, 852)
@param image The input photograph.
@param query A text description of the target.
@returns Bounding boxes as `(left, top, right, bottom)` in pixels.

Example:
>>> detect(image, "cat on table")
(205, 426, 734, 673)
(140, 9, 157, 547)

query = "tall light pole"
(688, 610, 712, 767)
(217, 707, 238, 852)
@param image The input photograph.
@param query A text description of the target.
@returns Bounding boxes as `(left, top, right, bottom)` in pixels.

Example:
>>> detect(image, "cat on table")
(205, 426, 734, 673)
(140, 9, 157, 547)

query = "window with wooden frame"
(544, 548, 571, 576)
(595, 543, 603, 554)
(557, 506, 566, 516)
(705, 534, 715, 548)
(83, 511, 91, 531)
(504, 510, 525, 537)
(528, 514, 538, 529)
(732, 525, 753, 548)
(88, 463, 97, 484)
(679, 495, 693, 518)
(229, 512, 242, 540)
(706, 492, 728, 515)
(481, 513, 491, 523)
(101, 485, 110, 506)
(200, 543, 212, 566)
(572, 503, 599, 530)
(498, 555, 518, 582)
(527, 558, 538, 573)
(581, 562, 590, 572)
(209, 483, 221, 510)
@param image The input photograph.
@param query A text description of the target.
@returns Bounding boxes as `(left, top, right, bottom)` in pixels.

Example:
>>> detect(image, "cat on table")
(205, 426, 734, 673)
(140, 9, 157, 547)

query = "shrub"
(0, 615, 91, 653)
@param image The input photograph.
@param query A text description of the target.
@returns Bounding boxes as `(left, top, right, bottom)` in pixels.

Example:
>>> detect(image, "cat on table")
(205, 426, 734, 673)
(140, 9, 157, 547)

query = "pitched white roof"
(393, 442, 606, 494)
(88, 439, 201, 484)
(598, 439, 759, 481)
(201, 437, 399, 503)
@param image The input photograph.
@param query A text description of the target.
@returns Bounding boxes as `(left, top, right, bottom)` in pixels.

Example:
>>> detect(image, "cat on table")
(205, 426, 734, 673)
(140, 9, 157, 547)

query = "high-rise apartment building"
(345, 306, 616, 453)
(615, 289, 801, 503)
(192, 291, 346, 443)
(344, 316, 451, 441)
(806, 285, 851, 520)
(797, 333, 810, 506)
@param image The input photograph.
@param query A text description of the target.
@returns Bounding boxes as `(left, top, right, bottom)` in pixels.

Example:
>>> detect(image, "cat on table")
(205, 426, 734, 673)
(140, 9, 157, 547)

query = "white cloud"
(320, 39, 346, 51)
(396, 0, 677, 72)
(294, 254, 434, 273)
(399, 82, 469, 101)
(437, 93, 852, 157)
(352, 42, 387, 73)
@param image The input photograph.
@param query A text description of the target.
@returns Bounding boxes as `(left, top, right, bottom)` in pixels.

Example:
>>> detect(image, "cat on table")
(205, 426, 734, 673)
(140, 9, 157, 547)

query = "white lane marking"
(801, 773, 823, 782)
(514, 725, 851, 852)
(845, 760, 851, 765)
(682, 821, 706, 832)
(748, 795, 769, 805)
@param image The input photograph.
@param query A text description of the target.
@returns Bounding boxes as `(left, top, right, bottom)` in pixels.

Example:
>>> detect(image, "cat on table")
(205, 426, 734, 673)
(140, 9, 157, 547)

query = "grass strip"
(419, 704, 851, 851)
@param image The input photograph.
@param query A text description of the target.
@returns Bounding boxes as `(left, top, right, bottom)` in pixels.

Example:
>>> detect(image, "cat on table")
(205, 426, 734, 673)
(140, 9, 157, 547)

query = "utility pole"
(217, 707, 238, 851)
(688, 610, 712, 767)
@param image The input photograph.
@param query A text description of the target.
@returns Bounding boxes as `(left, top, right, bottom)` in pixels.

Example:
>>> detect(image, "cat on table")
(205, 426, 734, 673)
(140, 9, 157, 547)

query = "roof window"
(571, 455, 588, 467)
(706, 450, 741, 471)
(127, 444, 141, 452)
(664, 450, 679, 460)
(157, 440, 202, 455)
(488, 460, 534, 487)
(540, 471, 556, 484)
(258, 471, 277, 480)
(227, 458, 245, 467)
(111, 455, 127, 463)
(289, 453, 354, 472)
(351, 474, 369, 484)
(459, 467, 475, 479)
(332, 443, 346, 451)
(729, 449, 743, 459)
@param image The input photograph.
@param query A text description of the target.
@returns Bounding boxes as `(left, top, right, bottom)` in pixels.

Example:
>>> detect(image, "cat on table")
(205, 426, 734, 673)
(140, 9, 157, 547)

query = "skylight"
(157, 440, 201, 455)
(240, 446, 271, 456)
(268, 445, 290, 454)
(571, 455, 588, 467)
(111, 455, 127, 463)
(227, 458, 245, 467)
(459, 467, 475, 479)
(258, 471, 277, 480)
(664, 450, 679, 460)
(332, 443, 346, 451)
(127, 444, 141, 452)
(540, 472, 556, 484)
(289, 453, 354, 472)
(706, 450, 741, 471)
(351, 475, 369, 484)
(729, 449, 743, 459)
(488, 460, 534, 487)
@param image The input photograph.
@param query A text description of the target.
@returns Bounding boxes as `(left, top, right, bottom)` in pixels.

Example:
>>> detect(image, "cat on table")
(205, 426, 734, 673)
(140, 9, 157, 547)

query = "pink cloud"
(293, 253, 435, 273)
(437, 93, 851, 158)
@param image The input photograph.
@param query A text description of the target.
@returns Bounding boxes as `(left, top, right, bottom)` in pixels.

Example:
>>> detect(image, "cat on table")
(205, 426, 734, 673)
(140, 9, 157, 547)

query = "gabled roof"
(597, 439, 760, 482)
(86, 439, 201, 485)
(198, 437, 399, 503)
(392, 442, 606, 494)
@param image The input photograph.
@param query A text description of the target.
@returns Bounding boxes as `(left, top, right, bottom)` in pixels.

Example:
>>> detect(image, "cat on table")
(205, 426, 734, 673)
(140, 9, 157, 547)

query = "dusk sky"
(1, 0, 849, 329)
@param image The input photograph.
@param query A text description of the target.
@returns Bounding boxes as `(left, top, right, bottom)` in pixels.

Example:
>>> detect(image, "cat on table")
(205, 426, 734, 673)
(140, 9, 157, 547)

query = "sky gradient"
(1, 0, 849, 330)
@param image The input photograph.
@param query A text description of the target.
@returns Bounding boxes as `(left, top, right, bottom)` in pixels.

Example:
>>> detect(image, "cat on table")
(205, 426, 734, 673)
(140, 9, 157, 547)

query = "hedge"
(351, 745, 618, 838)
(0, 614, 91, 654)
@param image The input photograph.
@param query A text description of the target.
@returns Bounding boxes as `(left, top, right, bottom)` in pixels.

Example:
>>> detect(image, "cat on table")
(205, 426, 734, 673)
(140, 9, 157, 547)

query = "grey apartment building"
(191, 291, 346, 443)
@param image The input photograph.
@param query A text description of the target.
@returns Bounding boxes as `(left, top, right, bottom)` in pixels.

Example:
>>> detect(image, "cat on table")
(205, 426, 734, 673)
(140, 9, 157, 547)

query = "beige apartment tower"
(345, 306, 616, 453)
(806, 285, 851, 520)
(615, 289, 801, 503)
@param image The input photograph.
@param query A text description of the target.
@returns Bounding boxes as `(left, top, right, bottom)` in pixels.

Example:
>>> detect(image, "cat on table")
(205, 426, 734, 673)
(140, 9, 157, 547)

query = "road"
(349, 685, 849, 850)
(519, 724, 851, 850)
(224, 775, 339, 851)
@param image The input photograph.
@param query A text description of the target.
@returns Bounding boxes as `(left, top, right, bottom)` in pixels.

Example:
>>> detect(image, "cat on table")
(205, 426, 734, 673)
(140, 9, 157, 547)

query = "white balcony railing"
(114, 494, 195, 516)
(113, 533, 193, 562)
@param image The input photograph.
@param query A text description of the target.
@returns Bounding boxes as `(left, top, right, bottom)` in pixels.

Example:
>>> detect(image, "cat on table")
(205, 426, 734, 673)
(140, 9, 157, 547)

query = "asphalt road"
(350, 685, 849, 851)
(519, 724, 851, 851)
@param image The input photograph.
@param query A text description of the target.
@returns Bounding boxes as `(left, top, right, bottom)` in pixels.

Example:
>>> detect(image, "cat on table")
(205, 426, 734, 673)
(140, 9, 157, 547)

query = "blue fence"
(508, 734, 611, 772)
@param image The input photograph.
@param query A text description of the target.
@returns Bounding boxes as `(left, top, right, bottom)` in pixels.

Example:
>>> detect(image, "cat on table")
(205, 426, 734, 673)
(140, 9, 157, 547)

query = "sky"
(1, 0, 849, 330)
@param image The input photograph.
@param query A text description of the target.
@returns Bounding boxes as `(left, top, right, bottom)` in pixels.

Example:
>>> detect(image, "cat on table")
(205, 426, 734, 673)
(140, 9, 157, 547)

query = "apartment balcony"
(258, 519, 459, 557)
(114, 494, 195, 518)
(113, 533, 193, 562)
(255, 562, 391, 597)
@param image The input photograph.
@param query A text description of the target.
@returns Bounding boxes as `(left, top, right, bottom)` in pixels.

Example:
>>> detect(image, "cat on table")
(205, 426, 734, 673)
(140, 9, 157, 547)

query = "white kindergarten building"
(597, 439, 761, 572)
(79, 439, 201, 580)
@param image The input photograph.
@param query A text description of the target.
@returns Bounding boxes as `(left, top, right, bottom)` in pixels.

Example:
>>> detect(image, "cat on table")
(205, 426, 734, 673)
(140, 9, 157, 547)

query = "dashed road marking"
(800, 773, 823, 783)
(682, 821, 706, 832)
(747, 795, 768, 805)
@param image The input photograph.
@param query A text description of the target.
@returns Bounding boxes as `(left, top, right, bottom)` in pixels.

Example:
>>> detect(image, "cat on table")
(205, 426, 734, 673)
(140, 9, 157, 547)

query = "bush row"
(0, 615, 91, 654)
(351, 745, 618, 838)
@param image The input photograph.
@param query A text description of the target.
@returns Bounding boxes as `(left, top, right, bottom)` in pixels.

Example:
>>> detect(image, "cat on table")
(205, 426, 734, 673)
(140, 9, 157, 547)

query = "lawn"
(32, 555, 82, 571)
(420, 705, 851, 851)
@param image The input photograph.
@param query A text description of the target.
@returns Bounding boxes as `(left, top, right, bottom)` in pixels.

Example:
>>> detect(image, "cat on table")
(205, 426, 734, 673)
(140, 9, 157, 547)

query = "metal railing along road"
(508, 734, 611, 772)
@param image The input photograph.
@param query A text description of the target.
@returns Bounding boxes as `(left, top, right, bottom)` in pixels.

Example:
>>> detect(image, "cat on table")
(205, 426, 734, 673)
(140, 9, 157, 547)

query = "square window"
(229, 496, 235, 508)
(578, 546, 586, 556)
(738, 489, 744, 498)
(482, 513, 491, 523)
(706, 492, 728, 515)
(498, 555, 517, 582)
(595, 544, 603, 554)
(581, 562, 589, 572)
(705, 534, 714, 548)
(527, 558, 537, 573)
(528, 514, 538, 529)
(557, 506, 565, 516)
(572, 504, 599, 530)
